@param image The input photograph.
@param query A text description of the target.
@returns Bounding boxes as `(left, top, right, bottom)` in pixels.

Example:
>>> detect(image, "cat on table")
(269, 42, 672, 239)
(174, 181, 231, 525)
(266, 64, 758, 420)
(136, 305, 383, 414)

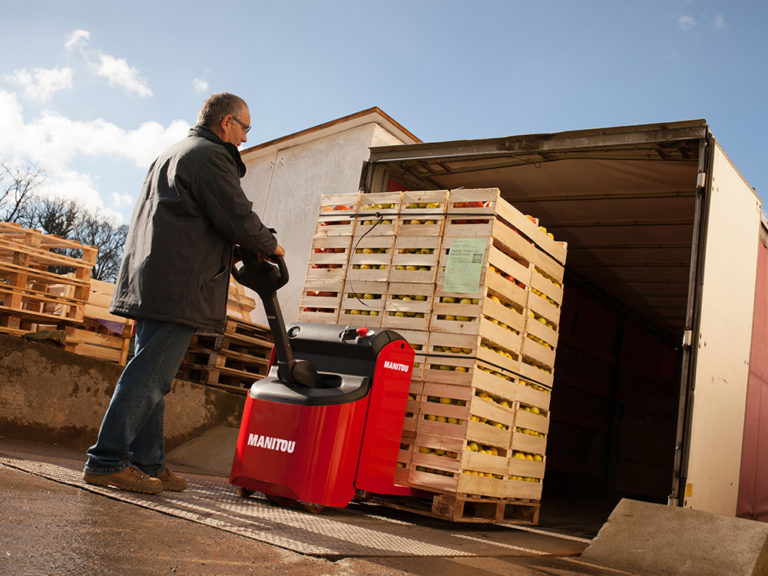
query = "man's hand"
(272, 243, 285, 258)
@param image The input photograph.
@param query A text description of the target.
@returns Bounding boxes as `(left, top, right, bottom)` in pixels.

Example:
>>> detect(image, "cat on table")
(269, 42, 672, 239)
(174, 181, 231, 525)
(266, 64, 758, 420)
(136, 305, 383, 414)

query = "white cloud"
(193, 78, 209, 93)
(6, 67, 73, 102)
(65, 29, 90, 50)
(64, 28, 152, 98)
(0, 90, 189, 222)
(37, 169, 105, 213)
(112, 192, 134, 209)
(677, 15, 696, 31)
(713, 14, 725, 30)
(91, 53, 152, 98)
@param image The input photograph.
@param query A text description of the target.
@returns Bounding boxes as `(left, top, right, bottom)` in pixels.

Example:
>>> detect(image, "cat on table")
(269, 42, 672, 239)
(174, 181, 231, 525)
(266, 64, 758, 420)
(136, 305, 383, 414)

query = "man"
(84, 93, 284, 494)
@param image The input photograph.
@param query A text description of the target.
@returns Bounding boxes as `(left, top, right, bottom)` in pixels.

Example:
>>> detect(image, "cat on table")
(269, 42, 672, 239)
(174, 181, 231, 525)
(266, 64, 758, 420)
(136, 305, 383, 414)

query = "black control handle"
(232, 249, 319, 388)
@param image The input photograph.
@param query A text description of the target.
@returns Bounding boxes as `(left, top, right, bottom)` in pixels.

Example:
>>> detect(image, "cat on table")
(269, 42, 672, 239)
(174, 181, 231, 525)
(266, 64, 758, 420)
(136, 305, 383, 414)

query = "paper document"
(443, 238, 487, 294)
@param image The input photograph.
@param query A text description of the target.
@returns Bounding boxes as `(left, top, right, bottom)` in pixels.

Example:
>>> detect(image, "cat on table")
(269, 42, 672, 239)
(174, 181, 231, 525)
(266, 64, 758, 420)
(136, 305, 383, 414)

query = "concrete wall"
(239, 114, 416, 326)
(0, 334, 245, 451)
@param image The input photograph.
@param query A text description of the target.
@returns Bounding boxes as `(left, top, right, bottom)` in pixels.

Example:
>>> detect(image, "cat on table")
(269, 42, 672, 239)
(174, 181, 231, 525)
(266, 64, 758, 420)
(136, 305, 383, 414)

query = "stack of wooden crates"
(299, 189, 567, 522)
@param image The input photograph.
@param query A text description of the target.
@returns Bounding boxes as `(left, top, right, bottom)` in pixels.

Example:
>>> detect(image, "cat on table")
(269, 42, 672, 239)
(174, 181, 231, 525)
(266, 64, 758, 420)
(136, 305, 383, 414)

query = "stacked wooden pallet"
(299, 189, 567, 523)
(64, 279, 136, 365)
(0, 221, 97, 336)
(177, 279, 273, 393)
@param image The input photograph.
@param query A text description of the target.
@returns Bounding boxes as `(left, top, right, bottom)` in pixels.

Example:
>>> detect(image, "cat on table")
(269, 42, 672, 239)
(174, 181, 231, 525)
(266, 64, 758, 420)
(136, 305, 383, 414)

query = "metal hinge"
(696, 172, 707, 189)
(682, 330, 693, 348)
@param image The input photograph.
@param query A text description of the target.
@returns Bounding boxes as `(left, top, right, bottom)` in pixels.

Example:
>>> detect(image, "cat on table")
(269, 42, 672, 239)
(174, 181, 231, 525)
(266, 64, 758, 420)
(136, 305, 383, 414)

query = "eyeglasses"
(231, 115, 251, 134)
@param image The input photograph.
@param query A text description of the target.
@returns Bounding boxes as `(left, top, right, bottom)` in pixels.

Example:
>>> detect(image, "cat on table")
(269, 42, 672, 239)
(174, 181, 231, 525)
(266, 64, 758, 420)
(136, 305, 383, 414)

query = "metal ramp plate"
(1, 456, 588, 558)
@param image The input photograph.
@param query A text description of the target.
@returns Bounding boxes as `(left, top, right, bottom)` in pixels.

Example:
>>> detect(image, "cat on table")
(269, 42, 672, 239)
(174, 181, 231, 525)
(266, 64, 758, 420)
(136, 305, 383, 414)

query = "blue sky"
(1, 1, 765, 224)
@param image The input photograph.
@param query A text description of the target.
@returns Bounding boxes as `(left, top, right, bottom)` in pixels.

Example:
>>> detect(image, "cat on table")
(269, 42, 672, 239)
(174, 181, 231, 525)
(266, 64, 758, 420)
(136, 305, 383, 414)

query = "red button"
(356, 327, 370, 337)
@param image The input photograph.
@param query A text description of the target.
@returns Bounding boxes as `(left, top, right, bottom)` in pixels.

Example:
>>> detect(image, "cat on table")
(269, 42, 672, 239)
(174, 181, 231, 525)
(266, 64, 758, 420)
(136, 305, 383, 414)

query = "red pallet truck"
(229, 250, 416, 511)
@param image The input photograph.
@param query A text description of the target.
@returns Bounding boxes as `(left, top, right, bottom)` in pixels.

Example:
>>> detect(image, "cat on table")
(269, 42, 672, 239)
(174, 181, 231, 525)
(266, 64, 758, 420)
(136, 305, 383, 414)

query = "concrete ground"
(0, 437, 644, 576)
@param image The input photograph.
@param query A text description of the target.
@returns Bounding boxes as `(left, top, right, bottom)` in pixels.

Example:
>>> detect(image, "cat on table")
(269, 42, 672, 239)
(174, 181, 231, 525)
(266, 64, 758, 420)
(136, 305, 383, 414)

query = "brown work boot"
(83, 465, 163, 495)
(156, 467, 187, 492)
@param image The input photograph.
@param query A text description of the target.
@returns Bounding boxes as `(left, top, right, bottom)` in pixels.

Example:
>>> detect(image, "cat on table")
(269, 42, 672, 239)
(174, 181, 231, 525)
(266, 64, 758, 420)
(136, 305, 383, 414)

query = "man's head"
(197, 92, 251, 146)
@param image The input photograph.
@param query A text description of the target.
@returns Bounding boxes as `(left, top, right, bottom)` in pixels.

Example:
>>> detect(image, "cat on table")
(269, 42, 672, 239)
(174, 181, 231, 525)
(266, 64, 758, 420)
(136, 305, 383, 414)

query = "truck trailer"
(241, 114, 766, 522)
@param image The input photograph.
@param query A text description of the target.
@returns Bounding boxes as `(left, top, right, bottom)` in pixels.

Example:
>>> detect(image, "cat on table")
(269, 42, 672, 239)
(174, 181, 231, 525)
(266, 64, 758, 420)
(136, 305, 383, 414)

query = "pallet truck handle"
(232, 249, 320, 388)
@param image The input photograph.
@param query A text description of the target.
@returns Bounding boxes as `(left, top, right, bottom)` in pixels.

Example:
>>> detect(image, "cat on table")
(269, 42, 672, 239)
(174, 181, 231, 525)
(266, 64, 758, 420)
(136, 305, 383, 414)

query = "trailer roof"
(364, 119, 710, 340)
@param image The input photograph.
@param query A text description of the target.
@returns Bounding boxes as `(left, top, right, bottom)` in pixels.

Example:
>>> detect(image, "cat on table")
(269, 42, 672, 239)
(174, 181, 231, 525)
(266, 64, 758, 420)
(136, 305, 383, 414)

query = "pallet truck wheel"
(301, 502, 325, 514)
(266, 493, 296, 507)
(236, 487, 254, 499)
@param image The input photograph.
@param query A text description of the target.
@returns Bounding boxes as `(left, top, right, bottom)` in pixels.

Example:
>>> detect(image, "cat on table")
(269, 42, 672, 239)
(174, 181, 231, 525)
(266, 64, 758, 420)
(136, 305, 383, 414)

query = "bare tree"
(0, 160, 45, 222)
(8, 192, 127, 282)
(74, 213, 128, 281)
(15, 195, 82, 238)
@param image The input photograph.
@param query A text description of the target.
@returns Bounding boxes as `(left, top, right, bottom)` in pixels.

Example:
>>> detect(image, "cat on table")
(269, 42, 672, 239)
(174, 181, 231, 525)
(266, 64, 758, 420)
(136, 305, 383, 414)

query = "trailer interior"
(362, 119, 709, 532)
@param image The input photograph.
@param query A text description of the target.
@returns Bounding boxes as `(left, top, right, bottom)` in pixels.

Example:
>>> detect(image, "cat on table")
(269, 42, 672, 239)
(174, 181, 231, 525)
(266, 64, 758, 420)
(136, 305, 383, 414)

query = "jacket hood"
(190, 125, 247, 178)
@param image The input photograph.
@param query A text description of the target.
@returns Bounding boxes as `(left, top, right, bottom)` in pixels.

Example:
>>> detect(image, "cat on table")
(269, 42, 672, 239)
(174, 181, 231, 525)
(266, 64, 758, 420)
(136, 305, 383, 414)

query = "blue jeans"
(84, 319, 194, 476)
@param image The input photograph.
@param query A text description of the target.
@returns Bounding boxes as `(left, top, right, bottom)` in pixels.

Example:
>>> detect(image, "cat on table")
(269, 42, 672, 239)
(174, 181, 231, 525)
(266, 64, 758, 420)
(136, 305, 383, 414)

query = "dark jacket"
(110, 126, 277, 332)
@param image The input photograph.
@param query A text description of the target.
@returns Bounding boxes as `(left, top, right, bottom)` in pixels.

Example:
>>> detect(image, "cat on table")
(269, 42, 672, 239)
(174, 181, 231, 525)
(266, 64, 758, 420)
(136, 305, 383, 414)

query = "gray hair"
(197, 92, 247, 128)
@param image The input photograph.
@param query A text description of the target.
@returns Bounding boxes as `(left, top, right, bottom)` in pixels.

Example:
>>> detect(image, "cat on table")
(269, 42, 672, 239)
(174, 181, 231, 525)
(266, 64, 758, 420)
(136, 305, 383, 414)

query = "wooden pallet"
(178, 355, 269, 390)
(0, 223, 97, 327)
(375, 491, 540, 524)
(179, 317, 273, 390)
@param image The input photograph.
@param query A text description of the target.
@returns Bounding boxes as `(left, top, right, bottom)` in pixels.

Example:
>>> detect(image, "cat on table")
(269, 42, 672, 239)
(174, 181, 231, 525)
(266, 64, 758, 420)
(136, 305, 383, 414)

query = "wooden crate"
(382, 283, 434, 332)
(62, 279, 135, 365)
(531, 248, 565, 307)
(297, 278, 343, 324)
(397, 190, 449, 237)
(409, 429, 509, 498)
(425, 328, 521, 376)
(346, 235, 394, 282)
(431, 274, 527, 346)
(305, 235, 352, 283)
(505, 401, 548, 500)
(417, 381, 515, 450)
(505, 453, 546, 500)
(355, 192, 402, 236)
(511, 403, 550, 456)
(391, 328, 429, 381)
(227, 277, 257, 322)
(338, 280, 386, 327)
(389, 236, 442, 284)
(395, 430, 416, 485)
(314, 193, 360, 237)
(64, 327, 124, 364)
(496, 204, 568, 267)
(402, 379, 423, 434)
(437, 235, 532, 294)
(449, 188, 567, 267)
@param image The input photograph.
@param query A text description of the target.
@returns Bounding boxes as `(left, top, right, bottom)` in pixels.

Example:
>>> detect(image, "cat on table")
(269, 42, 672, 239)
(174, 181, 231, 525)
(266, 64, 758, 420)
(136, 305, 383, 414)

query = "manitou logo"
(247, 434, 296, 454)
(383, 360, 410, 373)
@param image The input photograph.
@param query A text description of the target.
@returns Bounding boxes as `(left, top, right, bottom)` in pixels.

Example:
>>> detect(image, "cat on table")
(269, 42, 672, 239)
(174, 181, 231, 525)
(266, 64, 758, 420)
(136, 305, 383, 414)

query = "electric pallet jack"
(229, 250, 417, 511)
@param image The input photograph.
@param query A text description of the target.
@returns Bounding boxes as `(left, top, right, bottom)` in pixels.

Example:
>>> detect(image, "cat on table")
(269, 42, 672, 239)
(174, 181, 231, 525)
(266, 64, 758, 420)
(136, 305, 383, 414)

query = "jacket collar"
(190, 125, 247, 178)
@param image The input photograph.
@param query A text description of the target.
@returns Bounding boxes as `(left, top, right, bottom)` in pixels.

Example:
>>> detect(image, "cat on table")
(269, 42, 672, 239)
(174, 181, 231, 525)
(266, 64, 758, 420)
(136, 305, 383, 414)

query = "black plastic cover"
(248, 367, 370, 406)
(286, 323, 404, 381)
